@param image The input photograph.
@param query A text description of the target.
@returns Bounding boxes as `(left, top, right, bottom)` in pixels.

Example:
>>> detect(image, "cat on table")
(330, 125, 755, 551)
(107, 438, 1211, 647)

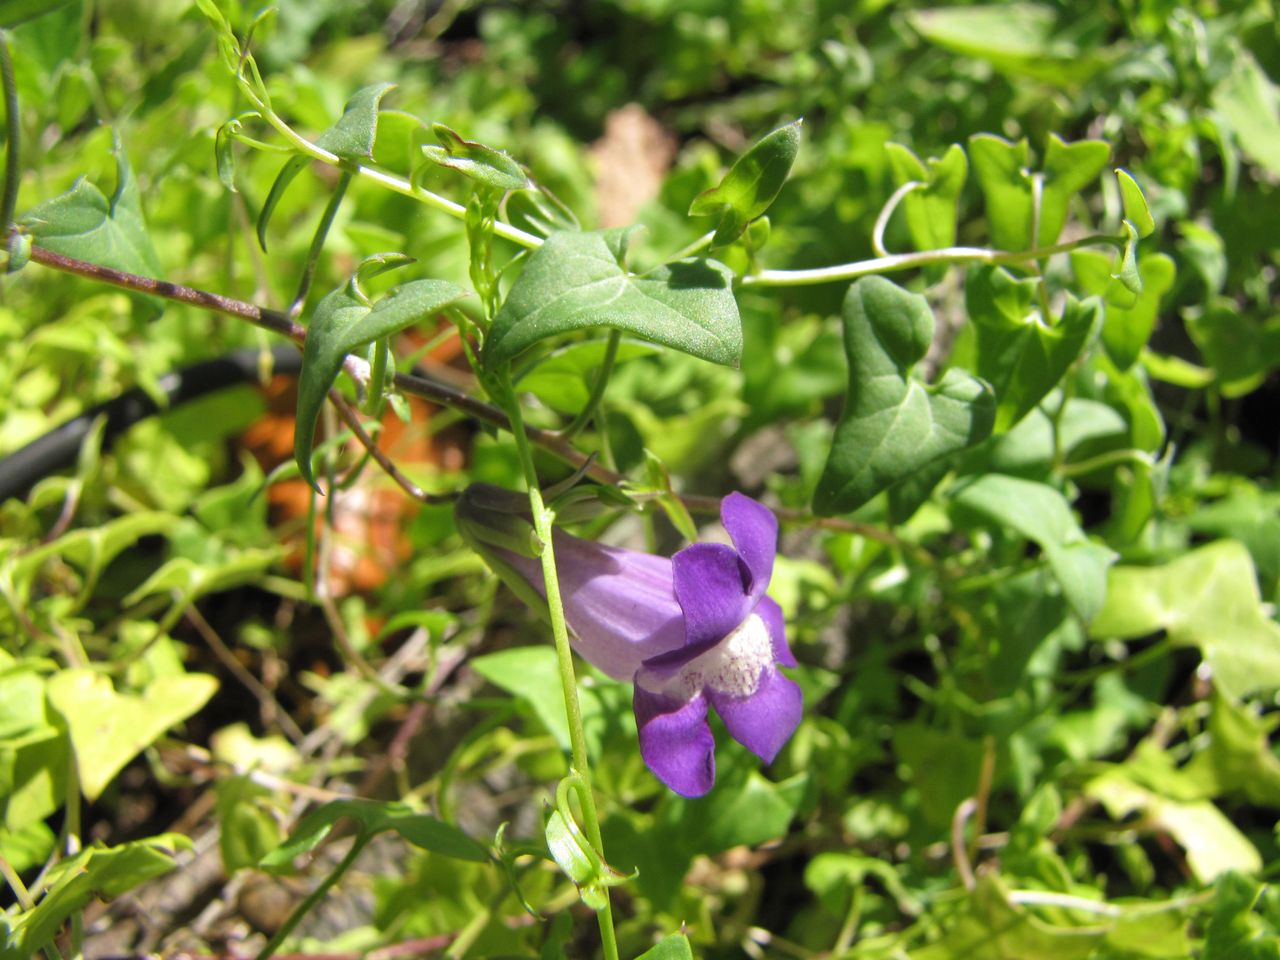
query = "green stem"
(255, 834, 371, 960)
(235, 76, 541, 251)
(556, 329, 621, 440)
(0, 30, 18, 234)
(496, 368, 620, 960)
(668, 229, 715, 261)
(1059, 447, 1154, 478)
(739, 234, 1122, 288)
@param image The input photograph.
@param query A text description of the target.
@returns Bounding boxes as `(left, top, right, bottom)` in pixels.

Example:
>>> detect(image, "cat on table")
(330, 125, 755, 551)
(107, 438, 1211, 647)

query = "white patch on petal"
(642, 613, 774, 702)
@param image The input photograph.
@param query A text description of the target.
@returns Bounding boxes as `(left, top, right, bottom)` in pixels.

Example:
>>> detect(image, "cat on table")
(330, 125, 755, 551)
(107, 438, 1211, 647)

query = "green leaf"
(215, 776, 283, 873)
(968, 266, 1101, 431)
(951, 474, 1116, 622)
(969, 134, 1033, 252)
(470, 646, 609, 757)
(813, 276, 995, 515)
(635, 934, 695, 960)
(21, 131, 161, 278)
(257, 83, 396, 246)
(2, 835, 190, 960)
(1039, 135, 1110, 247)
(122, 550, 280, 609)
(689, 120, 802, 247)
(1116, 169, 1155, 238)
(483, 227, 742, 369)
(912, 872, 1105, 960)
(1090, 541, 1280, 699)
(1073, 249, 1175, 370)
(1185, 304, 1280, 399)
(659, 769, 805, 853)
(1204, 872, 1279, 960)
(1182, 693, 1280, 807)
(214, 117, 242, 193)
(0, 0, 73, 28)
(46, 669, 217, 801)
(421, 123, 531, 192)
(518, 338, 657, 414)
(260, 798, 488, 867)
(884, 142, 967, 251)
(893, 724, 986, 829)
(968, 134, 1109, 251)
(315, 83, 397, 161)
(1087, 769, 1261, 883)
(1112, 220, 1143, 298)
(295, 277, 470, 489)
(1212, 52, 1280, 177)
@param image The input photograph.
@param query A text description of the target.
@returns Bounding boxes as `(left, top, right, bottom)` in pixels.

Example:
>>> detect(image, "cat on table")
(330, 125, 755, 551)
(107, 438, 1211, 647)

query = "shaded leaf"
(635, 935, 695, 960)
(0, 0, 72, 28)
(814, 276, 995, 515)
(951, 474, 1116, 622)
(689, 120, 802, 247)
(483, 227, 741, 369)
(260, 798, 488, 867)
(1073, 249, 1175, 370)
(968, 266, 1101, 431)
(1212, 52, 1280, 177)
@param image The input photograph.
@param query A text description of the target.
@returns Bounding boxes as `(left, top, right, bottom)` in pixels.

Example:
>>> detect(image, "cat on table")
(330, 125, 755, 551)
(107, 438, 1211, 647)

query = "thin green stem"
(1059, 447, 1155, 478)
(64, 759, 82, 960)
(668, 229, 716, 261)
(0, 30, 18, 234)
(556, 329, 621, 440)
(255, 834, 371, 960)
(739, 234, 1122, 288)
(871, 180, 922, 258)
(238, 79, 541, 250)
(496, 368, 620, 960)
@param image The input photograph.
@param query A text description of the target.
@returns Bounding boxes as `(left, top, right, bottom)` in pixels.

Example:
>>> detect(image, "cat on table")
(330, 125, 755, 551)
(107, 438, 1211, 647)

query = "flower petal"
(757, 595, 796, 668)
(673, 542, 752, 647)
(721, 493, 778, 599)
(501, 531, 686, 680)
(634, 686, 716, 797)
(708, 666, 802, 765)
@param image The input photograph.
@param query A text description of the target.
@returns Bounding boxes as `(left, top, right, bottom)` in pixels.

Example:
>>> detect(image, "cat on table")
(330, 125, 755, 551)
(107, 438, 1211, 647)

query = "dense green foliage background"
(2, 0, 1280, 957)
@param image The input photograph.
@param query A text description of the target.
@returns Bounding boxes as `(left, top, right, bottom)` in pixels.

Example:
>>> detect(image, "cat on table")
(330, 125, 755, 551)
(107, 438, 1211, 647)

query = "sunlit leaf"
(483, 227, 741, 369)
(421, 122, 530, 191)
(689, 120, 802, 247)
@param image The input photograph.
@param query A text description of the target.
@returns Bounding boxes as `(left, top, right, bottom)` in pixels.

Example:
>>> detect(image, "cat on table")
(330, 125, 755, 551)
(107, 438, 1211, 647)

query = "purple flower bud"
(456, 487, 802, 797)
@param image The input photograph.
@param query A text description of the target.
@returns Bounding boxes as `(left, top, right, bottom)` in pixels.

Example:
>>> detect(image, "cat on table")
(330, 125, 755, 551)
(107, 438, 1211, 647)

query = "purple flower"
(456, 487, 802, 797)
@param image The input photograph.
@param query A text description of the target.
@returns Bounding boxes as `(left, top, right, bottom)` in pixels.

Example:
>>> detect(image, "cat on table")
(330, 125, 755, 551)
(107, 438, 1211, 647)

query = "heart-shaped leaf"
(483, 227, 741, 369)
(968, 265, 1102, 431)
(813, 276, 995, 515)
(46, 669, 217, 801)
(884, 142, 967, 251)
(22, 132, 161, 278)
(969, 133, 1109, 251)
(294, 276, 470, 490)
(689, 120, 802, 247)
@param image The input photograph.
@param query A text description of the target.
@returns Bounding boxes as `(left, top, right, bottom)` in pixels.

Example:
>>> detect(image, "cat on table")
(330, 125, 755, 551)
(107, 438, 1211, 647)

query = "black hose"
(0, 345, 303, 502)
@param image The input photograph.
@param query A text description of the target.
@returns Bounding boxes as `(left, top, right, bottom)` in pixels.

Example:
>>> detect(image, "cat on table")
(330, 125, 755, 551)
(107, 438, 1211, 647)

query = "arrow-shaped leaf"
(813, 277, 995, 515)
(968, 265, 1101, 431)
(295, 277, 470, 489)
(884, 142, 967, 251)
(483, 227, 741, 369)
(22, 132, 161, 279)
